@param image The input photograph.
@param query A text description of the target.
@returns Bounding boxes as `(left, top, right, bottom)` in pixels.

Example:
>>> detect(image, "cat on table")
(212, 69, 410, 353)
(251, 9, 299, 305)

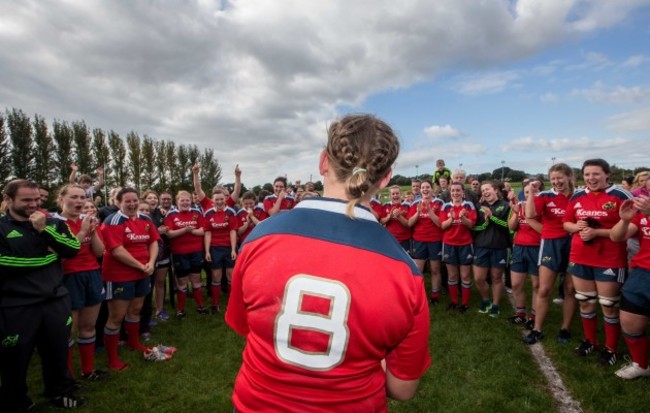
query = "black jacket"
(0, 213, 80, 307)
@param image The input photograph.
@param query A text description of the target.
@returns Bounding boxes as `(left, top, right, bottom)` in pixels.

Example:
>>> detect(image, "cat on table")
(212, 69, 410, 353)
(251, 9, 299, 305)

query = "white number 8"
(275, 274, 351, 370)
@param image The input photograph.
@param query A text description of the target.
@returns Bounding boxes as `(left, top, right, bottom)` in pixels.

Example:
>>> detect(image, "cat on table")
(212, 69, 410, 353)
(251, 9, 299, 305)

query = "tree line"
(0, 108, 223, 197)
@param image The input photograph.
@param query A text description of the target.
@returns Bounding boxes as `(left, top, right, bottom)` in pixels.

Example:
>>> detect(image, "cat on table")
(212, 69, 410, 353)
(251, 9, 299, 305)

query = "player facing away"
(226, 114, 431, 412)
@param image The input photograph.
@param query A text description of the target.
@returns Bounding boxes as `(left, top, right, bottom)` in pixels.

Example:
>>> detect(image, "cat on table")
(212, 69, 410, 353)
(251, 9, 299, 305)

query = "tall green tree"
(31, 114, 55, 187)
(126, 131, 142, 190)
(72, 120, 92, 173)
(108, 130, 127, 188)
(0, 113, 11, 184)
(164, 140, 177, 193)
(154, 140, 169, 192)
(200, 148, 222, 192)
(52, 119, 74, 185)
(92, 128, 110, 178)
(141, 135, 155, 190)
(174, 144, 190, 191)
(7, 108, 33, 180)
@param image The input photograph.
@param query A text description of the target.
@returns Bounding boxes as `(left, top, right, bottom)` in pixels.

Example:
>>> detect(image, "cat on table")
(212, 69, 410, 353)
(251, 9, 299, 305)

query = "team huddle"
(2, 115, 650, 412)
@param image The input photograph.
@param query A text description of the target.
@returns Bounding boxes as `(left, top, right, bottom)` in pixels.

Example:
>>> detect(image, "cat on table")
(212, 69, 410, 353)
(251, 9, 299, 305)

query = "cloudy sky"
(1, 0, 650, 186)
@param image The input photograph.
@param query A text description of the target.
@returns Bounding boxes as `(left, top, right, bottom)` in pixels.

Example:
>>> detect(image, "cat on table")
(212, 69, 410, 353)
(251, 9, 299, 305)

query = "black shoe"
(524, 330, 544, 345)
(597, 348, 618, 366)
(51, 394, 86, 409)
(508, 315, 527, 325)
(556, 329, 571, 344)
(429, 298, 439, 306)
(175, 310, 186, 319)
(524, 318, 535, 331)
(446, 303, 457, 312)
(211, 305, 220, 314)
(574, 339, 596, 357)
(81, 369, 108, 381)
(457, 305, 469, 314)
(197, 307, 209, 315)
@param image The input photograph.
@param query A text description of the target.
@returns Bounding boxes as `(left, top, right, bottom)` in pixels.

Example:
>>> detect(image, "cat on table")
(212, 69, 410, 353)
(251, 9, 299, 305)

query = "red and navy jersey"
(53, 213, 102, 274)
(236, 206, 268, 244)
(263, 194, 296, 214)
(564, 186, 632, 268)
(226, 198, 430, 413)
(204, 206, 238, 247)
(439, 201, 476, 246)
(381, 201, 411, 242)
(163, 209, 204, 255)
(100, 212, 160, 282)
(369, 198, 384, 219)
(408, 198, 444, 242)
(631, 212, 650, 271)
(534, 189, 572, 239)
(512, 202, 541, 247)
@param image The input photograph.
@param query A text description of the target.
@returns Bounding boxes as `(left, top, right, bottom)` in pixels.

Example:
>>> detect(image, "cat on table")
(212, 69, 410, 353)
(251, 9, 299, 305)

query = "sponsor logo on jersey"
(124, 227, 132, 233)
(550, 208, 565, 216)
(126, 233, 150, 242)
(576, 210, 607, 218)
(641, 218, 648, 225)
(547, 201, 557, 207)
(641, 227, 650, 237)
(496, 206, 505, 212)
(145, 224, 150, 232)
(6, 229, 22, 238)
(574, 202, 582, 209)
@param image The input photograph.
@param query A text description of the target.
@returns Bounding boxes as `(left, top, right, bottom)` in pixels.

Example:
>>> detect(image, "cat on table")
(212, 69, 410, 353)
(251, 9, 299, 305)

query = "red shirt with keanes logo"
(534, 189, 571, 240)
(163, 209, 205, 255)
(631, 212, 650, 271)
(55, 214, 102, 274)
(381, 202, 411, 242)
(101, 212, 160, 282)
(237, 205, 269, 244)
(263, 194, 296, 214)
(439, 201, 476, 246)
(564, 186, 632, 268)
(408, 198, 444, 242)
(513, 201, 541, 247)
(204, 207, 238, 247)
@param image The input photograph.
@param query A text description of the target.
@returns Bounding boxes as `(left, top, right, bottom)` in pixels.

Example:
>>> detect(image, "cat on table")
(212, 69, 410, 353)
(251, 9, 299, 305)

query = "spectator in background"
(433, 159, 452, 185)
(411, 179, 422, 201)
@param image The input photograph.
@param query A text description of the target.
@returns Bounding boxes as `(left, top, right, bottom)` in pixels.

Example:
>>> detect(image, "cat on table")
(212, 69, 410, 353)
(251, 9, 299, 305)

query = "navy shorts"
(63, 270, 105, 310)
(398, 239, 412, 255)
(511, 245, 540, 276)
(106, 278, 151, 301)
(621, 267, 650, 317)
(442, 243, 473, 266)
(568, 262, 626, 283)
(173, 252, 204, 277)
(210, 246, 235, 269)
(412, 240, 442, 261)
(538, 236, 571, 273)
(473, 247, 508, 269)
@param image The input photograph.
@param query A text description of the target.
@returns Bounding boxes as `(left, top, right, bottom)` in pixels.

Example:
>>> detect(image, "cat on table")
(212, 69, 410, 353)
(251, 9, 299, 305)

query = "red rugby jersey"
(564, 186, 632, 268)
(263, 194, 295, 214)
(101, 212, 160, 282)
(408, 198, 444, 242)
(381, 202, 411, 242)
(439, 201, 476, 246)
(204, 207, 238, 247)
(226, 198, 430, 413)
(534, 189, 571, 240)
(513, 201, 541, 247)
(54, 214, 102, 274)
(163, 209, 204, 255)
(631, 212, 650, 271)
(236, 206, 268, 244)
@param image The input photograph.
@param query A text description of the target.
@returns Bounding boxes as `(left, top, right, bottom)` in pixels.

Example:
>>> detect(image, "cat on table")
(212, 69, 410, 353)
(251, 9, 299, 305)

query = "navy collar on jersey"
(295, 197, 377, 222)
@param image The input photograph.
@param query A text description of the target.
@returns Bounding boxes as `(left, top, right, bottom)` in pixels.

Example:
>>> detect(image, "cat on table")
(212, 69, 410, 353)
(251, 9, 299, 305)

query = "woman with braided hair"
(226, 114, 430, 412)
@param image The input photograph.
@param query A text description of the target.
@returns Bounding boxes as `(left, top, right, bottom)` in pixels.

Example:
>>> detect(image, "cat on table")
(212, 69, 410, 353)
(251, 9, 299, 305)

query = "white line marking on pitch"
(528, 343, 583, 413)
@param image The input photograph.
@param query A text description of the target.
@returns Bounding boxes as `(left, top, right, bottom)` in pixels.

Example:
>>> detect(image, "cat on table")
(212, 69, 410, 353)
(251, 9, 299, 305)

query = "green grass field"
(25, 273, 648, 413)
